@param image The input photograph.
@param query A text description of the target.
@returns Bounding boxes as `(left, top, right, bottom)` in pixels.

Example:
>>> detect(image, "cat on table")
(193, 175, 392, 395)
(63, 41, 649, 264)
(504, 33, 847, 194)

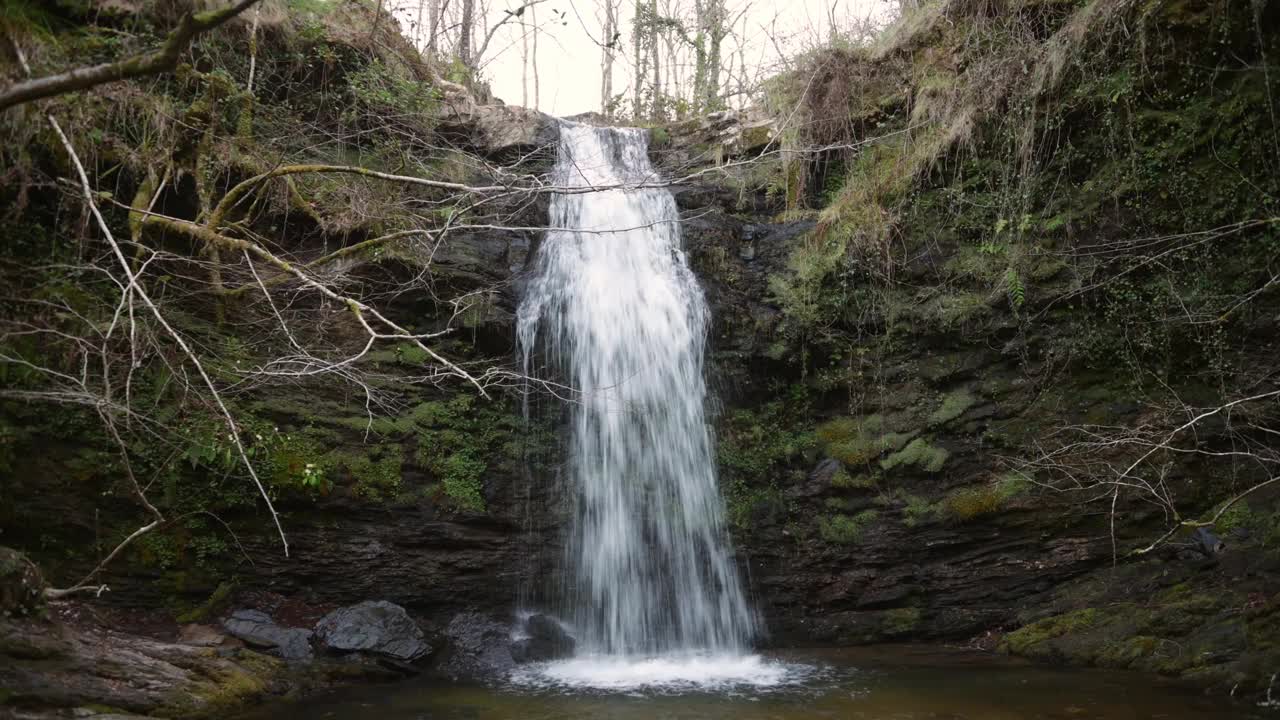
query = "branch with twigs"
(0, 0, 266, 112)
(1017, 387, 1280, 561)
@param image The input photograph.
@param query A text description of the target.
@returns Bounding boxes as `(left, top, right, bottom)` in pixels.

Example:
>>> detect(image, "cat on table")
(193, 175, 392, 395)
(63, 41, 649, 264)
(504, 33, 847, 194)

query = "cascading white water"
(518, 122, 756, 663)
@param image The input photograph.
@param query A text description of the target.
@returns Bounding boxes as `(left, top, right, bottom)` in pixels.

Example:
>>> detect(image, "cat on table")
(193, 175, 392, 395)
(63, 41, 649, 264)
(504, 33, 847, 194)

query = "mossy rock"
(0, 547, 45, 618)
(176, 581, 235, 624)
(881, 607, 922, 635)
(818, 415, 913, 467)
(999, 608, 1100, 656)
(927, 389, 978, 427)
(817, 510, 878, 543)
(941, 474, 1027, 521)
(880, 438, 948, 474)
(166, 650, 284, 718)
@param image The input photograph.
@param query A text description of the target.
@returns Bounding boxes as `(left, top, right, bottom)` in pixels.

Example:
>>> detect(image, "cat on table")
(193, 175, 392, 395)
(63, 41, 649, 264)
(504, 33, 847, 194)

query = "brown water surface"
(238, 645, 1265, 719)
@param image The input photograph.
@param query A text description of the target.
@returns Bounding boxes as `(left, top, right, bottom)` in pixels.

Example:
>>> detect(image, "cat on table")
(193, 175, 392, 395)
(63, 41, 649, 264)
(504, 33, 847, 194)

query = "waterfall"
(518, 122, 756, 658)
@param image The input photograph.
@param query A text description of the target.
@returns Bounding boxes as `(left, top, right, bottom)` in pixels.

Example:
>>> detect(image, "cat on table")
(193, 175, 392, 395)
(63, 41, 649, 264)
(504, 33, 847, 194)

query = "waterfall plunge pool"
(236, 645, 1266, 719)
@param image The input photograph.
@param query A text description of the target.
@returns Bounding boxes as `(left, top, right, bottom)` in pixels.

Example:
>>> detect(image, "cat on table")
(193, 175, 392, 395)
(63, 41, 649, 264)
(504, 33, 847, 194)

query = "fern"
(1005, 266, 1025, 314)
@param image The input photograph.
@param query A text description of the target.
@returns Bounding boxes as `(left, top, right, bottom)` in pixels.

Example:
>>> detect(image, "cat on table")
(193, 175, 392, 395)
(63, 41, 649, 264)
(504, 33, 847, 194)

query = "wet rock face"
(435, 612, 517, 677)
(315, 600, 431, 662)
(510, 613, 575, 663)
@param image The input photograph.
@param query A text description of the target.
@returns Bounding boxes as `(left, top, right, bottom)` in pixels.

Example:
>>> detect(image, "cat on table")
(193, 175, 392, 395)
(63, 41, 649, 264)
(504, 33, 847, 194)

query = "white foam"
(508, 653, 815, 693)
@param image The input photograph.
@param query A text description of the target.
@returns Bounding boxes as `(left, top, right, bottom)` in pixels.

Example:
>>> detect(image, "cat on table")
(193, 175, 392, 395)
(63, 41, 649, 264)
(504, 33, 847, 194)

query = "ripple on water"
(505, 653, 824, 694)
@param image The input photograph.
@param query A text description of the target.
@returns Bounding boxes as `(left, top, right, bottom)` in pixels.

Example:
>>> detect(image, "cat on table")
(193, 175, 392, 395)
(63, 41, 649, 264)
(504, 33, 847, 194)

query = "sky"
(391, 0, 897, 117)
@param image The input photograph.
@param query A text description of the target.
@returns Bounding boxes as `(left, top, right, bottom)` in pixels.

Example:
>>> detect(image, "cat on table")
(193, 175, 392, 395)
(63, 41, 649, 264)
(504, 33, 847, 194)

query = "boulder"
(435, 88, 560, 158)
(510, 613, 575, 663)
(1193, 527, 1226, 555)
(314, 600, 430, 662)
(176, 623, 224, 647)
(436, 612, 516, 676)
(0, 547, 44, 617)
(222, 609, 313, 661)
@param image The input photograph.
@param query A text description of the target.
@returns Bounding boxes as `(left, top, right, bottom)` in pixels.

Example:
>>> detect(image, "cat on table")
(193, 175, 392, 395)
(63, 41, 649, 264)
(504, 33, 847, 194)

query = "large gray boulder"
(314, 600, 430, 662)
(510, 613, 575, 663)
(222, 609, 313, 661)
(434, 87, 559, 158)
(436, 612, 516, 677)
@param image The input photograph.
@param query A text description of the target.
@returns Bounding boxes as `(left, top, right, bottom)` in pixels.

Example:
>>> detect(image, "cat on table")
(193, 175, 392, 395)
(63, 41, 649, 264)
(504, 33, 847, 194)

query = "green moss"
(928, 389, 977, 427)
(817, 415, 881, 443)
(176, 651, 281, 717)
(175, 581, 235, 624)
(338, 444, 403, 501)
(880, 438, 948, 473)
(942, 473, 1027, 520)
(392, 342, 430, 365)
(1209, 501, 1280, 546)
(831, 468, 877, 489)
(1097, 635, 1160, 668)
(817, 415, 911, 467)
(882, 607, 922, 635)
(1000, 608, 1100, 655)
(902, 494, 937, 527)
(817, 509, 878, 543)
(433, 453, 486, 512)
(718, 400, 815, 531)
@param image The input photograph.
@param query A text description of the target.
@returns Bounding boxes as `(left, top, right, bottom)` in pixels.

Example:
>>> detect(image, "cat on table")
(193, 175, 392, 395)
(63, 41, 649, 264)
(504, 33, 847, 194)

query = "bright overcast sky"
(392, 0, 897, 116)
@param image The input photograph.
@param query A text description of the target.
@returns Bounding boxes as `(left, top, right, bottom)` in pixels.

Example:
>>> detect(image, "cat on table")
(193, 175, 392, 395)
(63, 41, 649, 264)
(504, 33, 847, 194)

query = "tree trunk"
(633, 0, 645, 118)
(459, 0, 475, 68)
(531, 4, 540, 109)
(600, 0, 617, 116)
(521, 12, 530, 106)
(649, 0, 661, 119)
(427, 0, 441, 54)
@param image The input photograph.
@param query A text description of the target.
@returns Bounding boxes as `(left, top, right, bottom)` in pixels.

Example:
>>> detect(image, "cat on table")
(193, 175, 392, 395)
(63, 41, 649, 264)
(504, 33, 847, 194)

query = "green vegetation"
(901, 494, 936, 527)
(941, 474, 1028, 521)
(818, 509, 879, 543)
(816, 415, 912, 467)
(928, 390, 977, 427)
(175, 581, 235, 624)
(718, 399, 814, 529)
(0, 0, 524, 601)
(880, 438, 948, 474)
(1000, 609, 1101, 655)
(881, 607, 922, 634)
(831, 468, 877, 490)
(1210, 502, 1280, 547)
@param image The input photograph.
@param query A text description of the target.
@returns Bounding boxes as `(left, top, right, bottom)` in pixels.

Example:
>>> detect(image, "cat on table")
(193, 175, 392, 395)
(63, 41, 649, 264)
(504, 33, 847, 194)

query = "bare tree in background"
(600, 0, 620, 116)
(459, 0, 475, 66)
(428, 0, 442, 53)
(692, 0, 728, 111)
(531, 3, 540, 109)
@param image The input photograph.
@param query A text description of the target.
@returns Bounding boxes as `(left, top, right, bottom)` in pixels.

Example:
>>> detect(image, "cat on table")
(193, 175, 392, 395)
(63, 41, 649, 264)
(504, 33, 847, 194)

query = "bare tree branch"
(0, 0, 265, 112)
